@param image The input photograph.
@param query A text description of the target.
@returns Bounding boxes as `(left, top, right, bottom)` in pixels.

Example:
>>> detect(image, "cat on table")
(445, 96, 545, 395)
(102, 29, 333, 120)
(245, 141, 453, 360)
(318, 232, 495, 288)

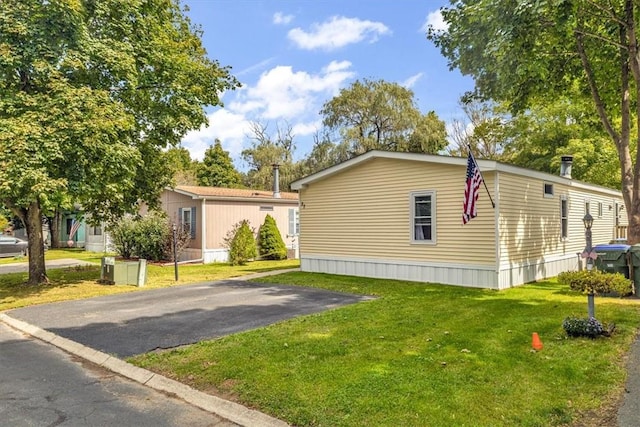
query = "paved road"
(0, 258, 95, 274)
(0, 322, 237, 426)
(7, 279, 372, 358)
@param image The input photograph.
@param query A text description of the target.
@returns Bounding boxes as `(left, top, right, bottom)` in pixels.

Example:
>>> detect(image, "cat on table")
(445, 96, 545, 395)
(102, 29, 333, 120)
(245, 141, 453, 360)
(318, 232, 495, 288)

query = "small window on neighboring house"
(260, 206, 274, 211)
(90, 225, 102, 236)
(178, 207, 197, 239)
(561, 196, 568, 239)
(411, 191, 435, 243)
(598, 202, 603, 218)
(288, 208, 300, 236)
(585, 200, 590, 215)
(544, 183, 554, 198)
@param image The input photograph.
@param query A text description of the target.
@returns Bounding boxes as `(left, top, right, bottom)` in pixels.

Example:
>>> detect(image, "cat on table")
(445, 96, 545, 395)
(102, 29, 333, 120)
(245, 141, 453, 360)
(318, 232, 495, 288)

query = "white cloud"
(273, 12, 294, 25)
(237, 57, 275, 76)
(421, 10, 448, 33)
(230, 61, 356, 120)
(181, 109, 249, 161)
(181, 61, 356, 165)
(401, 72, 423, 89)
(288, 16, 391, 51)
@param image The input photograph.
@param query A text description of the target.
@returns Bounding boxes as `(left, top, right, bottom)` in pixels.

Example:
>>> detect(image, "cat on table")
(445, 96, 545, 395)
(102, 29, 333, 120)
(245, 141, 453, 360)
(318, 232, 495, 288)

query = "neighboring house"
(56, 212, 110, 252)
(290, 150, 628, 290)
(160, 185, 300, 263)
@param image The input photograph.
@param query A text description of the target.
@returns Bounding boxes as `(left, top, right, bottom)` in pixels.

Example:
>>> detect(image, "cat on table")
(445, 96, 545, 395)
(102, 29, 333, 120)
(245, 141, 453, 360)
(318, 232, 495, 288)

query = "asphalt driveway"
(7, 279, 373, 358)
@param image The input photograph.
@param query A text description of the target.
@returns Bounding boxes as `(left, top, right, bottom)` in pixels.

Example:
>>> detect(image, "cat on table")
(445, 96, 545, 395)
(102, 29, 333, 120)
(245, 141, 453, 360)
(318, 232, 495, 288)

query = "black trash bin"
(593, 244, 631, 278)
(628, 245, 640, 295)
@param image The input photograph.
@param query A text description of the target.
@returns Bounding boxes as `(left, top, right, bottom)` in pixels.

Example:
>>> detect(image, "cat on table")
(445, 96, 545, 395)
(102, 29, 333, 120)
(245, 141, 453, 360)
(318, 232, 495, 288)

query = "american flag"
(462, 151, 483, 224)
(68, 218, 81, 239)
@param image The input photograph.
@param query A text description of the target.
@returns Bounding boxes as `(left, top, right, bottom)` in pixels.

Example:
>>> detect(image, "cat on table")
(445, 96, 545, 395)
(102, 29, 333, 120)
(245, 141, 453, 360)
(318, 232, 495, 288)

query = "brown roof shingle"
(174, 186, 298, 201)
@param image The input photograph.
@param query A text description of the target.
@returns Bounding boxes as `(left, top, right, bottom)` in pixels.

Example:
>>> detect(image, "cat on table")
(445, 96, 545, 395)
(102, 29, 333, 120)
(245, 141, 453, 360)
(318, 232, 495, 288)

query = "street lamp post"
(583, 212, 595, 317)
(172, 222, 179, 281)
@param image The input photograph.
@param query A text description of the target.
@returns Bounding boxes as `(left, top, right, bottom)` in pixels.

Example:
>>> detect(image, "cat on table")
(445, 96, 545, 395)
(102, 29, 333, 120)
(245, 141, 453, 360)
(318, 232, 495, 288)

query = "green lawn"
(0, 249, 299, 310)
(129, 272, 640, 427)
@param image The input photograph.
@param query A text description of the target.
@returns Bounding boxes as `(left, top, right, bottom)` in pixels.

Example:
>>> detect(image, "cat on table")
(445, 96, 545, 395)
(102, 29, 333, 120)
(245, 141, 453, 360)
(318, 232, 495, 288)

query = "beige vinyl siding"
(299, 157, 496, 266)
(498, 173, 625, 266)
(205, 200, 297, 250)
(160, 190, 202, 251)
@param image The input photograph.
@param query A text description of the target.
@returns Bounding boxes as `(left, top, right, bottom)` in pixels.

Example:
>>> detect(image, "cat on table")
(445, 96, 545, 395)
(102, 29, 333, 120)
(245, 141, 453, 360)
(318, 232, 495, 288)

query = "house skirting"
(301, 253, 581, 290)
(300, 255, 499, 289)
(498, 253, 580, 289)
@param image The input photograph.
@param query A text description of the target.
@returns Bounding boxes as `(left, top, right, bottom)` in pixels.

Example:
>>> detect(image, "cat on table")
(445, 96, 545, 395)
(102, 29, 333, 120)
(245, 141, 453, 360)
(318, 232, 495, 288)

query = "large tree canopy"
(429, 0, 640, 243)
(0, 0, 239, 284)
(320, 79, 447, 157)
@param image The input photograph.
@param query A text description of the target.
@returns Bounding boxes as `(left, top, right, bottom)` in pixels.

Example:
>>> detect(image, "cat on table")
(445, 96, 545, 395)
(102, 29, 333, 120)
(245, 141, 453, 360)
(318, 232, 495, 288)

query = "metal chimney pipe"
(272, 164, 281, 198)
(560, 155, 573, 179)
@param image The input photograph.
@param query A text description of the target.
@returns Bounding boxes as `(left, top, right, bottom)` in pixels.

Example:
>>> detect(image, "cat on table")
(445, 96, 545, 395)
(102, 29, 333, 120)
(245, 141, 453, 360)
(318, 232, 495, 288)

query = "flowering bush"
(562, 317, 605, 338)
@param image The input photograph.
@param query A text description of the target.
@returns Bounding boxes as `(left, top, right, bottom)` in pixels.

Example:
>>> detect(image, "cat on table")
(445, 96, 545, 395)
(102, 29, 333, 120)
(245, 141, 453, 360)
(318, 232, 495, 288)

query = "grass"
(0, 249, 299, 311)
(128, 272, 640, 427)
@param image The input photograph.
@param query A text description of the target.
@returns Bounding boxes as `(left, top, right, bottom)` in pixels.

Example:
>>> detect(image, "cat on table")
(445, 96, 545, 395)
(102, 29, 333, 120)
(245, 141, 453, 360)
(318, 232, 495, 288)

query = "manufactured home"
(160, 185, 299, 263)
(290, 150, 627, 289)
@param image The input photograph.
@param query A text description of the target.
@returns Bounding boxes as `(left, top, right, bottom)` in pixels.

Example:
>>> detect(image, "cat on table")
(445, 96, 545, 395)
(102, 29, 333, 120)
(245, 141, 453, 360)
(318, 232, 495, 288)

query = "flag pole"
(468, 145, 495, 209)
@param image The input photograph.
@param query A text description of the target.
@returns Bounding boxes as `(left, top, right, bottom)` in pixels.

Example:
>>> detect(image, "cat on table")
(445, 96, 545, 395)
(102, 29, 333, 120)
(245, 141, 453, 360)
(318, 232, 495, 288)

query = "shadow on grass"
(0, 266, 101, 306)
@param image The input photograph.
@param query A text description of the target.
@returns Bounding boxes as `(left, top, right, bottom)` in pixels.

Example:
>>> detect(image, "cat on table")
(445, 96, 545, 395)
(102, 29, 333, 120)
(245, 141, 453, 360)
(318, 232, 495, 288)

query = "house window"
(585, 201, 590, 215)
(178, 207, 196, 239)
(288, 208, 300, 236)
(598, 202, 603, 218)
(260, 206, 274, 211)
(544, 183, 554, 198)
(90, 225, 102, 236)
(561, 196, 568, 239)
(411, 191, 435, 243)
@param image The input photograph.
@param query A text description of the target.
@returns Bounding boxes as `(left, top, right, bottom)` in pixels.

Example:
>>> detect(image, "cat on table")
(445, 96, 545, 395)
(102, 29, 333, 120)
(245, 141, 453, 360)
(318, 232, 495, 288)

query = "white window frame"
(560, 195, 568, 240)
(598, 202, 603, 218)
(288, 208, 300, 236)
(543, 182, 554, 198)
(411, 191, 436, 244)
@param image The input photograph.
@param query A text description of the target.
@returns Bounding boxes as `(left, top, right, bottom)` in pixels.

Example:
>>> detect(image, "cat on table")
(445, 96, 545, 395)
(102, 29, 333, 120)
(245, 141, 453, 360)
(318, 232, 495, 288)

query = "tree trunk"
(50, 210, 61, 249)
(24, 201, 48, 285)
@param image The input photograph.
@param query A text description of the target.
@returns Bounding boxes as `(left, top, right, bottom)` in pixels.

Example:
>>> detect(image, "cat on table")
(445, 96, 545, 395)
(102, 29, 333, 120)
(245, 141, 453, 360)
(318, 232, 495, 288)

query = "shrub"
(562, 317, 605, 338)
(134, 211, 169, 261)
(228, 220, 257, 265)
(108, 216, 138, 259)
(108, 212, 190, 261)
(557, 270, 633, 297)
(258, 214, 287, 260)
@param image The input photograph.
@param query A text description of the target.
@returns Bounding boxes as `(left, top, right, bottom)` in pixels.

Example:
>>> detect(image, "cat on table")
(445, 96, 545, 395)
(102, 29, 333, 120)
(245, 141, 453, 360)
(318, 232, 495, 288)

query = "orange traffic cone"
(532, 332, 543, 351)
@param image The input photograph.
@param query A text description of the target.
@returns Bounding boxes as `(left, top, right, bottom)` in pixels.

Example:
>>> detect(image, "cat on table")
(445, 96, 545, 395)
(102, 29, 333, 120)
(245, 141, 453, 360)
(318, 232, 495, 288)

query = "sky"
(180, 0, 475, 170)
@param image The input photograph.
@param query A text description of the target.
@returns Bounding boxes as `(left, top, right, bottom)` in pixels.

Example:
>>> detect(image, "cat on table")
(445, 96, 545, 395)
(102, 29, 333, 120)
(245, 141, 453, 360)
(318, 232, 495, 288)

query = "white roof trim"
(290, 150, 621, 197)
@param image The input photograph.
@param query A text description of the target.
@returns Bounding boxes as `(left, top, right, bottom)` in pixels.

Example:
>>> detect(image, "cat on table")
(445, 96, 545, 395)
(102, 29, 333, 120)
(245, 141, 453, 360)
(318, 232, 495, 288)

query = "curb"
(0, 313, 288, 427)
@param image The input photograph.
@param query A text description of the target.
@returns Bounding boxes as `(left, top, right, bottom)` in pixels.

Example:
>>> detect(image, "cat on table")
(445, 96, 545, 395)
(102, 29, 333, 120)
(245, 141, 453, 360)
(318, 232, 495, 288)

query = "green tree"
(165, 147, 198, 186)
(197, 140, 243, 187)
(0, 0, 239, 284)
(241, 122, 302, 191)
(258, 214, 287, 260)
(428, 0, 640, 242)
(320, 79, 447, 157)
(299, 131, 351, 177)
(228, 220, 257, 265)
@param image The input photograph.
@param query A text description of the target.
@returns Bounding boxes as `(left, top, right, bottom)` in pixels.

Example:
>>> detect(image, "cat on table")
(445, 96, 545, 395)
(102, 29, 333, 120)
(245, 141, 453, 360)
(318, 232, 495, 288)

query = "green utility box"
(100, 257, 147, 287)
(593, 244, 631, 278)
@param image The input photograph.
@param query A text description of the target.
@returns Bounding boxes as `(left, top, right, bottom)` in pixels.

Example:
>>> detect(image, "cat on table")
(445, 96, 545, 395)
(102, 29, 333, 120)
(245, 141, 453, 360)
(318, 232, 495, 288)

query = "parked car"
(0, 235, 28, 257)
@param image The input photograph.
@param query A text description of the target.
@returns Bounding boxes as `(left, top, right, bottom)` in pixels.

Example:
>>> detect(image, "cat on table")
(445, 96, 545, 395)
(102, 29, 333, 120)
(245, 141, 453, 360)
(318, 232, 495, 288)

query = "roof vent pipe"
(272, 164, 281, 198)
(560, 155, 573, 179)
